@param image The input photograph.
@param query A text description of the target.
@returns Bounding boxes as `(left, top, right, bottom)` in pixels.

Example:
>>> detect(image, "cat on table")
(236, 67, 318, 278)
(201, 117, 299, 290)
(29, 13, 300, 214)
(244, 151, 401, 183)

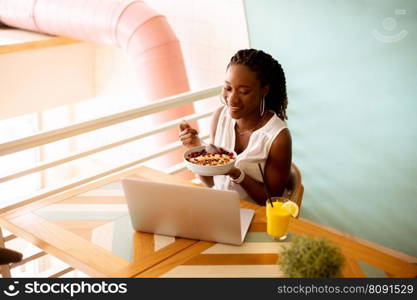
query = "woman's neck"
(235, 110, 270, 132)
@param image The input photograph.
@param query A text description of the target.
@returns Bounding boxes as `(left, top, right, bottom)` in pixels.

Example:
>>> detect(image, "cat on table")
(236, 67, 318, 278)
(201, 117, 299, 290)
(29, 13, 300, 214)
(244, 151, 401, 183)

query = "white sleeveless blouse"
(213, 106, 287, 203)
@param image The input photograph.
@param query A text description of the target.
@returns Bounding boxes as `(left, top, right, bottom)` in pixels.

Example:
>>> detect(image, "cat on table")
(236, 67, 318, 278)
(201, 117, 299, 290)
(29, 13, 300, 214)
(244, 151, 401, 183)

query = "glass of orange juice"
(266, 197, 298, 241)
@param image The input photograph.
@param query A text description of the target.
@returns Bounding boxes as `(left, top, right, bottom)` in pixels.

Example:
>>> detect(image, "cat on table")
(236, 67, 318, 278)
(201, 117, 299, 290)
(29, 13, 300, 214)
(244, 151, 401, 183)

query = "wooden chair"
(282, 163, 304, 217)
(0, 247, 22, 265)
(0, 228, 23, 277)
(0, 247, 23, 277)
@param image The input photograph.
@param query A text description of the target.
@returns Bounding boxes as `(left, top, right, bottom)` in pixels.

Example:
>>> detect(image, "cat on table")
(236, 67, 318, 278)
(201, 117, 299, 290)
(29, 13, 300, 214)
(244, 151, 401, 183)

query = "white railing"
(0, 86, 221, 156)
(1, 85, 221, 203)
(0, 86, 221, 183)
(0, 110, 214, 183)
(0, 85, 221, 277)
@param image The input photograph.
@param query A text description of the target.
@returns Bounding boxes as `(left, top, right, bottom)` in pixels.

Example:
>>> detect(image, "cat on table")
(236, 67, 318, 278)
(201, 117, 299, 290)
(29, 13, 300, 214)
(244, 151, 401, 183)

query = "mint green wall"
(244, 0, 417, 256)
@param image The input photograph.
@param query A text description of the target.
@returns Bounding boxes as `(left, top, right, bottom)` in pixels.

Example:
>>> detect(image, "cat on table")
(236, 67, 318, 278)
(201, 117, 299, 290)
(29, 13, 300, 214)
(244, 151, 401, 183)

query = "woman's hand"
(179, 121, 202, 149)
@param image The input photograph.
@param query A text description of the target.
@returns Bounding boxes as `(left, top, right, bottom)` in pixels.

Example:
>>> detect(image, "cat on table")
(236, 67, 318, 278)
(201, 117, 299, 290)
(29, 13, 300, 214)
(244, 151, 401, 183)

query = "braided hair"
(228, 49, 288, 120)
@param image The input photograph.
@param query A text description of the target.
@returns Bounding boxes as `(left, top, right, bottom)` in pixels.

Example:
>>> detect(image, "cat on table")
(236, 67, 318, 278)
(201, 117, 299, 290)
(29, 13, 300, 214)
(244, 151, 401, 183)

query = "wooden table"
(1, 167, 416, 278)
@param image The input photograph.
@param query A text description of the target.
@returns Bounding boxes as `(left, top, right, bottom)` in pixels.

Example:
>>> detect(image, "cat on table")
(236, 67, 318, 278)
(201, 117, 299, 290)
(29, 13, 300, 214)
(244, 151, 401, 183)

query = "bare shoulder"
(265, 127, 292, 197)
(210, 106, 225, 143)
(270, 128, 292, 162)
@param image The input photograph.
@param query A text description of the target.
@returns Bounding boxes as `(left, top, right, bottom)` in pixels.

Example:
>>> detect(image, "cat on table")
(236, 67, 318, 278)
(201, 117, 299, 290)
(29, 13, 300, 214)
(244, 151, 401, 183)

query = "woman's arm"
(227, 129, 292, 206)
(179, 106, 224, 187)
(197, 106, 224, 187)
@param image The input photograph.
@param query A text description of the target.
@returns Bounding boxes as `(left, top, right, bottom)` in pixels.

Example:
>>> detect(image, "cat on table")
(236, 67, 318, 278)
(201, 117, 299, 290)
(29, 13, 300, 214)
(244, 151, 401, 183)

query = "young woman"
(179, 49, 291, 206)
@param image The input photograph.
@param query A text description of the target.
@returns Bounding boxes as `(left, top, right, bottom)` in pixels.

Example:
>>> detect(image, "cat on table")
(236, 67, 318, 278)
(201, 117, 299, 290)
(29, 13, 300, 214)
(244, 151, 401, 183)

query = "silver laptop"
(121, 177, 255, 245)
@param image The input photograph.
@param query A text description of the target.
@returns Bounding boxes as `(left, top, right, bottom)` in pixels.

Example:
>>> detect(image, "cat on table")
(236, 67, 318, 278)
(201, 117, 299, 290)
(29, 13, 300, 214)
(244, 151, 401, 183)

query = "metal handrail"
(0, 135, 209, 211)
(0, 109, 215, 183)
(0, 85, 221, 156)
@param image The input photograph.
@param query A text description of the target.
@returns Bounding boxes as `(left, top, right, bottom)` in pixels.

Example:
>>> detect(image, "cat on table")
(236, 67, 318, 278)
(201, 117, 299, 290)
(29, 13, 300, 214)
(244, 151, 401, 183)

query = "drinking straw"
(258, 163, 274, 207)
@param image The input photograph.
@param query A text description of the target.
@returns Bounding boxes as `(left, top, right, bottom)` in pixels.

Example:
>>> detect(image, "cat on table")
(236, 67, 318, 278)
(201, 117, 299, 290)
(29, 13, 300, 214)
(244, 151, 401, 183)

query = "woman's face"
(222, 64, 268, 120)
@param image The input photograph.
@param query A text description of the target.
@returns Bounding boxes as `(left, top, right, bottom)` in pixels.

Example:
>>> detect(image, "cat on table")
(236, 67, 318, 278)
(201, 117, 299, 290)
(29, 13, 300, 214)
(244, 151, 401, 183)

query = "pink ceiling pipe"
(0, 0, 196, 172)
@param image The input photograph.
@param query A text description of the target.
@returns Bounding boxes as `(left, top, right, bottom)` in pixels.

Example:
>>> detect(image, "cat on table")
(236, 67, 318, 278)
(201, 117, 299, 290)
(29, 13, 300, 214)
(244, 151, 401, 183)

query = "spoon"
(205, 143, 220, 154)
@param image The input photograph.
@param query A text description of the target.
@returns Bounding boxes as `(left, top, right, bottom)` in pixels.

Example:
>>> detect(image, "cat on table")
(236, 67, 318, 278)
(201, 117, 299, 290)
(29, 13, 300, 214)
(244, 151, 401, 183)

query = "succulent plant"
(279, 235, 344, 278)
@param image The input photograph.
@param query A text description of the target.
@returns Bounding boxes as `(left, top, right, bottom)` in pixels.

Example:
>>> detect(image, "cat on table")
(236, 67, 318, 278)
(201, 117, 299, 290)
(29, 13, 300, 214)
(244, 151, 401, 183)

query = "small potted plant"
(279, 235, 344, 278)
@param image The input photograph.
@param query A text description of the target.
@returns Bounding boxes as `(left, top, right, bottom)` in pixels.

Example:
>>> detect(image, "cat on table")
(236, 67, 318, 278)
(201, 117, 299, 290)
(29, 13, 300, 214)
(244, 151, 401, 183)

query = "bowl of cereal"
(184, 145, 237, 176)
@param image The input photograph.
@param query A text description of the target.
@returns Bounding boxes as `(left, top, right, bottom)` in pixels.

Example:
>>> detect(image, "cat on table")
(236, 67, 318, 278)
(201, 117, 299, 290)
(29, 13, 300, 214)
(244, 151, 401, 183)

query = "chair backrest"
(0, 247, 22, 265)
(1, 227, 23, 277)
(282, 163, 304, 217)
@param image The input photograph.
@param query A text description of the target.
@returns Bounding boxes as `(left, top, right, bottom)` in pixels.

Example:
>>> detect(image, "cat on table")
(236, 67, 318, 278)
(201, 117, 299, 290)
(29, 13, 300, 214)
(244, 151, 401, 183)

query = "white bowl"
(184, 145, 236, 176)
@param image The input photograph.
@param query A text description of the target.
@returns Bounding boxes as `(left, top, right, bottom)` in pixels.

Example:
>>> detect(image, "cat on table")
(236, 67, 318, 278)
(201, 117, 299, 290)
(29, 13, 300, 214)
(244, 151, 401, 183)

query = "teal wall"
(244, 0, 417, 256)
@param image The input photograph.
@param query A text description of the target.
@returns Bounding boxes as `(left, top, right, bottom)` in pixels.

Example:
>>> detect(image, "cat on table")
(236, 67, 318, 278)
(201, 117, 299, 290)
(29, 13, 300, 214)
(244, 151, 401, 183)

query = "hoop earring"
(260, 97, 265, 117)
